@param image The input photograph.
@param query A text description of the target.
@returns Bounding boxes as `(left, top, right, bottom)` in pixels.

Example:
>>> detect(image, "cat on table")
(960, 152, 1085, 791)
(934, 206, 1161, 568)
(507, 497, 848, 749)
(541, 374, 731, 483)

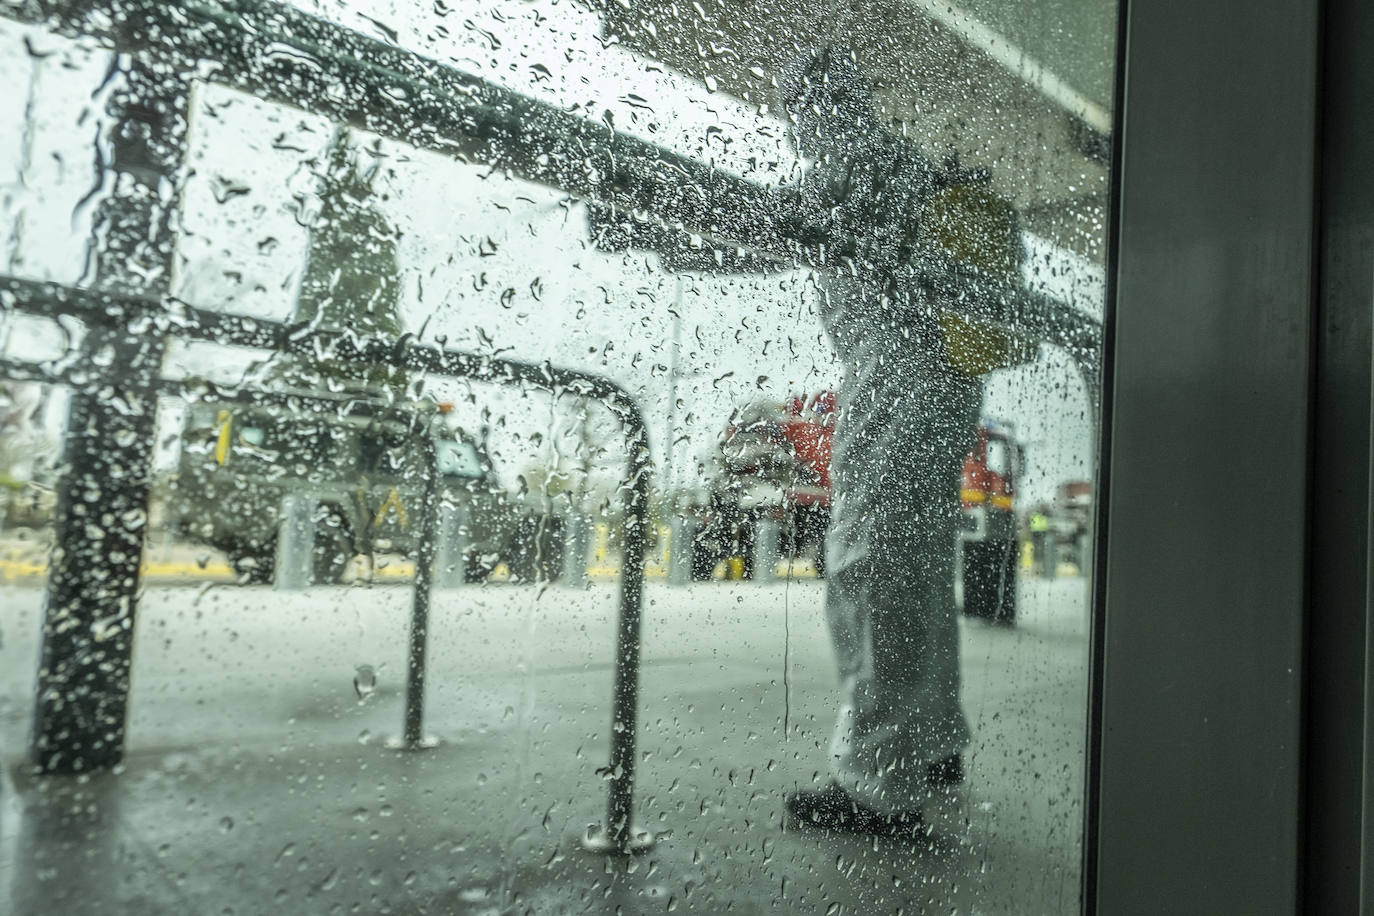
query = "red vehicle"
(699, 393, 1021, 621)
(958, 422, 1022, 623)
(692, 394, 836, 578)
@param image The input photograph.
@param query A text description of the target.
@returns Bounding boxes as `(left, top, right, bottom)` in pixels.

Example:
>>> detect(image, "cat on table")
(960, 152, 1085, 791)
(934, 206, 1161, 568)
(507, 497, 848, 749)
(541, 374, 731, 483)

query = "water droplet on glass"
(353, 664, 377, 702)
(211, 175, 250, 204)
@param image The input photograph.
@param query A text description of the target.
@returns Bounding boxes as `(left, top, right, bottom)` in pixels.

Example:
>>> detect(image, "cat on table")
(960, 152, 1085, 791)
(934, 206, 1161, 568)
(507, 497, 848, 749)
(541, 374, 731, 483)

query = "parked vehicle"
(695, 392, 1023, 621)
(690, 393, 834, 579)
(957, 421, 1023, 622)
(167, 395, 531, 584)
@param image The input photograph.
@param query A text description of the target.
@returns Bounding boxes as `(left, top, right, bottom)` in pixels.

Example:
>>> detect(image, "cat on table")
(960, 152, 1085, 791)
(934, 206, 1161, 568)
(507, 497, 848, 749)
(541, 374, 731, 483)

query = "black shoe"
(925, 755, 964, 789)
(785, 783, 924, 837)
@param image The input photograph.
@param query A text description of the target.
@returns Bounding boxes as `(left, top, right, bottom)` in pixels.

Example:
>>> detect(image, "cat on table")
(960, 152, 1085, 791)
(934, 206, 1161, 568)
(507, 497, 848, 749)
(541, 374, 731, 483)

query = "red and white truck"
(696, 392, 1020, 622)
(957, 421, 1022, 622)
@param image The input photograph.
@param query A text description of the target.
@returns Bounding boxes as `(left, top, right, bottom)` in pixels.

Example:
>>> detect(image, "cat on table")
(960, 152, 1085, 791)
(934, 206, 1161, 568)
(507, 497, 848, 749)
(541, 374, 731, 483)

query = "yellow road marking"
(0, 559, 238, 582)
(2, 557, 826, 584)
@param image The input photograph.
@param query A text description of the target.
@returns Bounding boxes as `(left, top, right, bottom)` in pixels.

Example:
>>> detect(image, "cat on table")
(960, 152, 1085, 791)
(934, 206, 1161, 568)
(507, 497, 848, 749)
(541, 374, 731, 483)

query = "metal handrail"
(0, 275, 653, 851)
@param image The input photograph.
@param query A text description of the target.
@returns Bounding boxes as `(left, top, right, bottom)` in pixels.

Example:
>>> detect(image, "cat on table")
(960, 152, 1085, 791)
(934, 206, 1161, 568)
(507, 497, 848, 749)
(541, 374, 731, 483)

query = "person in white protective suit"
(780, 48, 1029, 835)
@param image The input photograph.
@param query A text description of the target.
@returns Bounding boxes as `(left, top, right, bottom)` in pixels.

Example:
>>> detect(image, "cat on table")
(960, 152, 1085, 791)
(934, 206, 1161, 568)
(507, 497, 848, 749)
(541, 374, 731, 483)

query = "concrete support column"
(753, 518, 780, 581)
(433, 501, 468, 588)
(668, 516, 697, 585)
(275, 493, 316, 591)
(562, 510, 589, 588)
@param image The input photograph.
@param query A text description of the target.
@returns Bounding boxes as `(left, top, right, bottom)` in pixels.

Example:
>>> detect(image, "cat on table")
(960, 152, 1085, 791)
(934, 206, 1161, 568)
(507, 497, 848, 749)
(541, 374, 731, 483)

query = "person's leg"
(791, 366, 981, 829)
(825, 529, 970, 812)
(787, 545, 967, 833)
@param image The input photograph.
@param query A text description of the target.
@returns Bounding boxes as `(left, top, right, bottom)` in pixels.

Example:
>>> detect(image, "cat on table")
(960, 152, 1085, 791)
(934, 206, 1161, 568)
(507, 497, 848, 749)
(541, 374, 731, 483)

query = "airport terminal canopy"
(595, 0, 1116, 259)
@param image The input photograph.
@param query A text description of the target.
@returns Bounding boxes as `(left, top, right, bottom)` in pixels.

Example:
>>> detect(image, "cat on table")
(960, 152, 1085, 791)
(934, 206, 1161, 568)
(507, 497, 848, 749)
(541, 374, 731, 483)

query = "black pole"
(30, 58, 188, 773)
(585, 400, 653, 853)
(400, 426, 440, 749)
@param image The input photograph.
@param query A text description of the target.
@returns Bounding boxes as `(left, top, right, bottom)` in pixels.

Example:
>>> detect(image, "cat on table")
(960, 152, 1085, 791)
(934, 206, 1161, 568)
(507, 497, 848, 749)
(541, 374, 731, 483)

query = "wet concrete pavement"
(0, 577, 1089, 914)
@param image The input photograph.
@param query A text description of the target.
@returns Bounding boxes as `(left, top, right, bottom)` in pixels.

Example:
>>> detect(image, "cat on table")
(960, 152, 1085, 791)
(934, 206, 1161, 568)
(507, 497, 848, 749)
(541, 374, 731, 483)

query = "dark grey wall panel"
(1094, 0, 1318, 912)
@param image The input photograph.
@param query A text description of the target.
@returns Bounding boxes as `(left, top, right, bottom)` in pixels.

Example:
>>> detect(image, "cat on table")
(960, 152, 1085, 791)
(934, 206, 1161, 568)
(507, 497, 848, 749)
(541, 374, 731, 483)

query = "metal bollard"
(668, 516, 697, 585)
(275, 493, 315, 590)
(562, 511, 590, 588)
(395, 438, 441, 751)
(433, 501, 468, 588)
(753, 518, 781, 581)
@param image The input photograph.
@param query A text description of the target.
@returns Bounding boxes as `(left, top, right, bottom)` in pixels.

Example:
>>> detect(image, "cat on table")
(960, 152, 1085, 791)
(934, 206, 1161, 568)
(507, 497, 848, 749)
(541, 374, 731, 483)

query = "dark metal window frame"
(1092, 0, 1374, 912)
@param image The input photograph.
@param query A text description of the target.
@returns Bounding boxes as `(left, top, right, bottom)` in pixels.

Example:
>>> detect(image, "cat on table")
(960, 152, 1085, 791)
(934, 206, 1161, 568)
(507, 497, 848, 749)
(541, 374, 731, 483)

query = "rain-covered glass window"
(1, 0, 1113, 912)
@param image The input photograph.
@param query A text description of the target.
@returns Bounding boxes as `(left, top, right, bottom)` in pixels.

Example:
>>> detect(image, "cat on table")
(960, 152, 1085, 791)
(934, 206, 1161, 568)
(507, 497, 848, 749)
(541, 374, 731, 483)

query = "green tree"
(273, 129, 407, 394)
(295, 132, 403, 338)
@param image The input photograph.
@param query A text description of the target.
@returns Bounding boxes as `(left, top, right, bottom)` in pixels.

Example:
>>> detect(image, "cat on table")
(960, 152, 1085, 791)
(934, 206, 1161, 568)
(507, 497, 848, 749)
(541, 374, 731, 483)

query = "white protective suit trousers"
(820, 273, 983, 814)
